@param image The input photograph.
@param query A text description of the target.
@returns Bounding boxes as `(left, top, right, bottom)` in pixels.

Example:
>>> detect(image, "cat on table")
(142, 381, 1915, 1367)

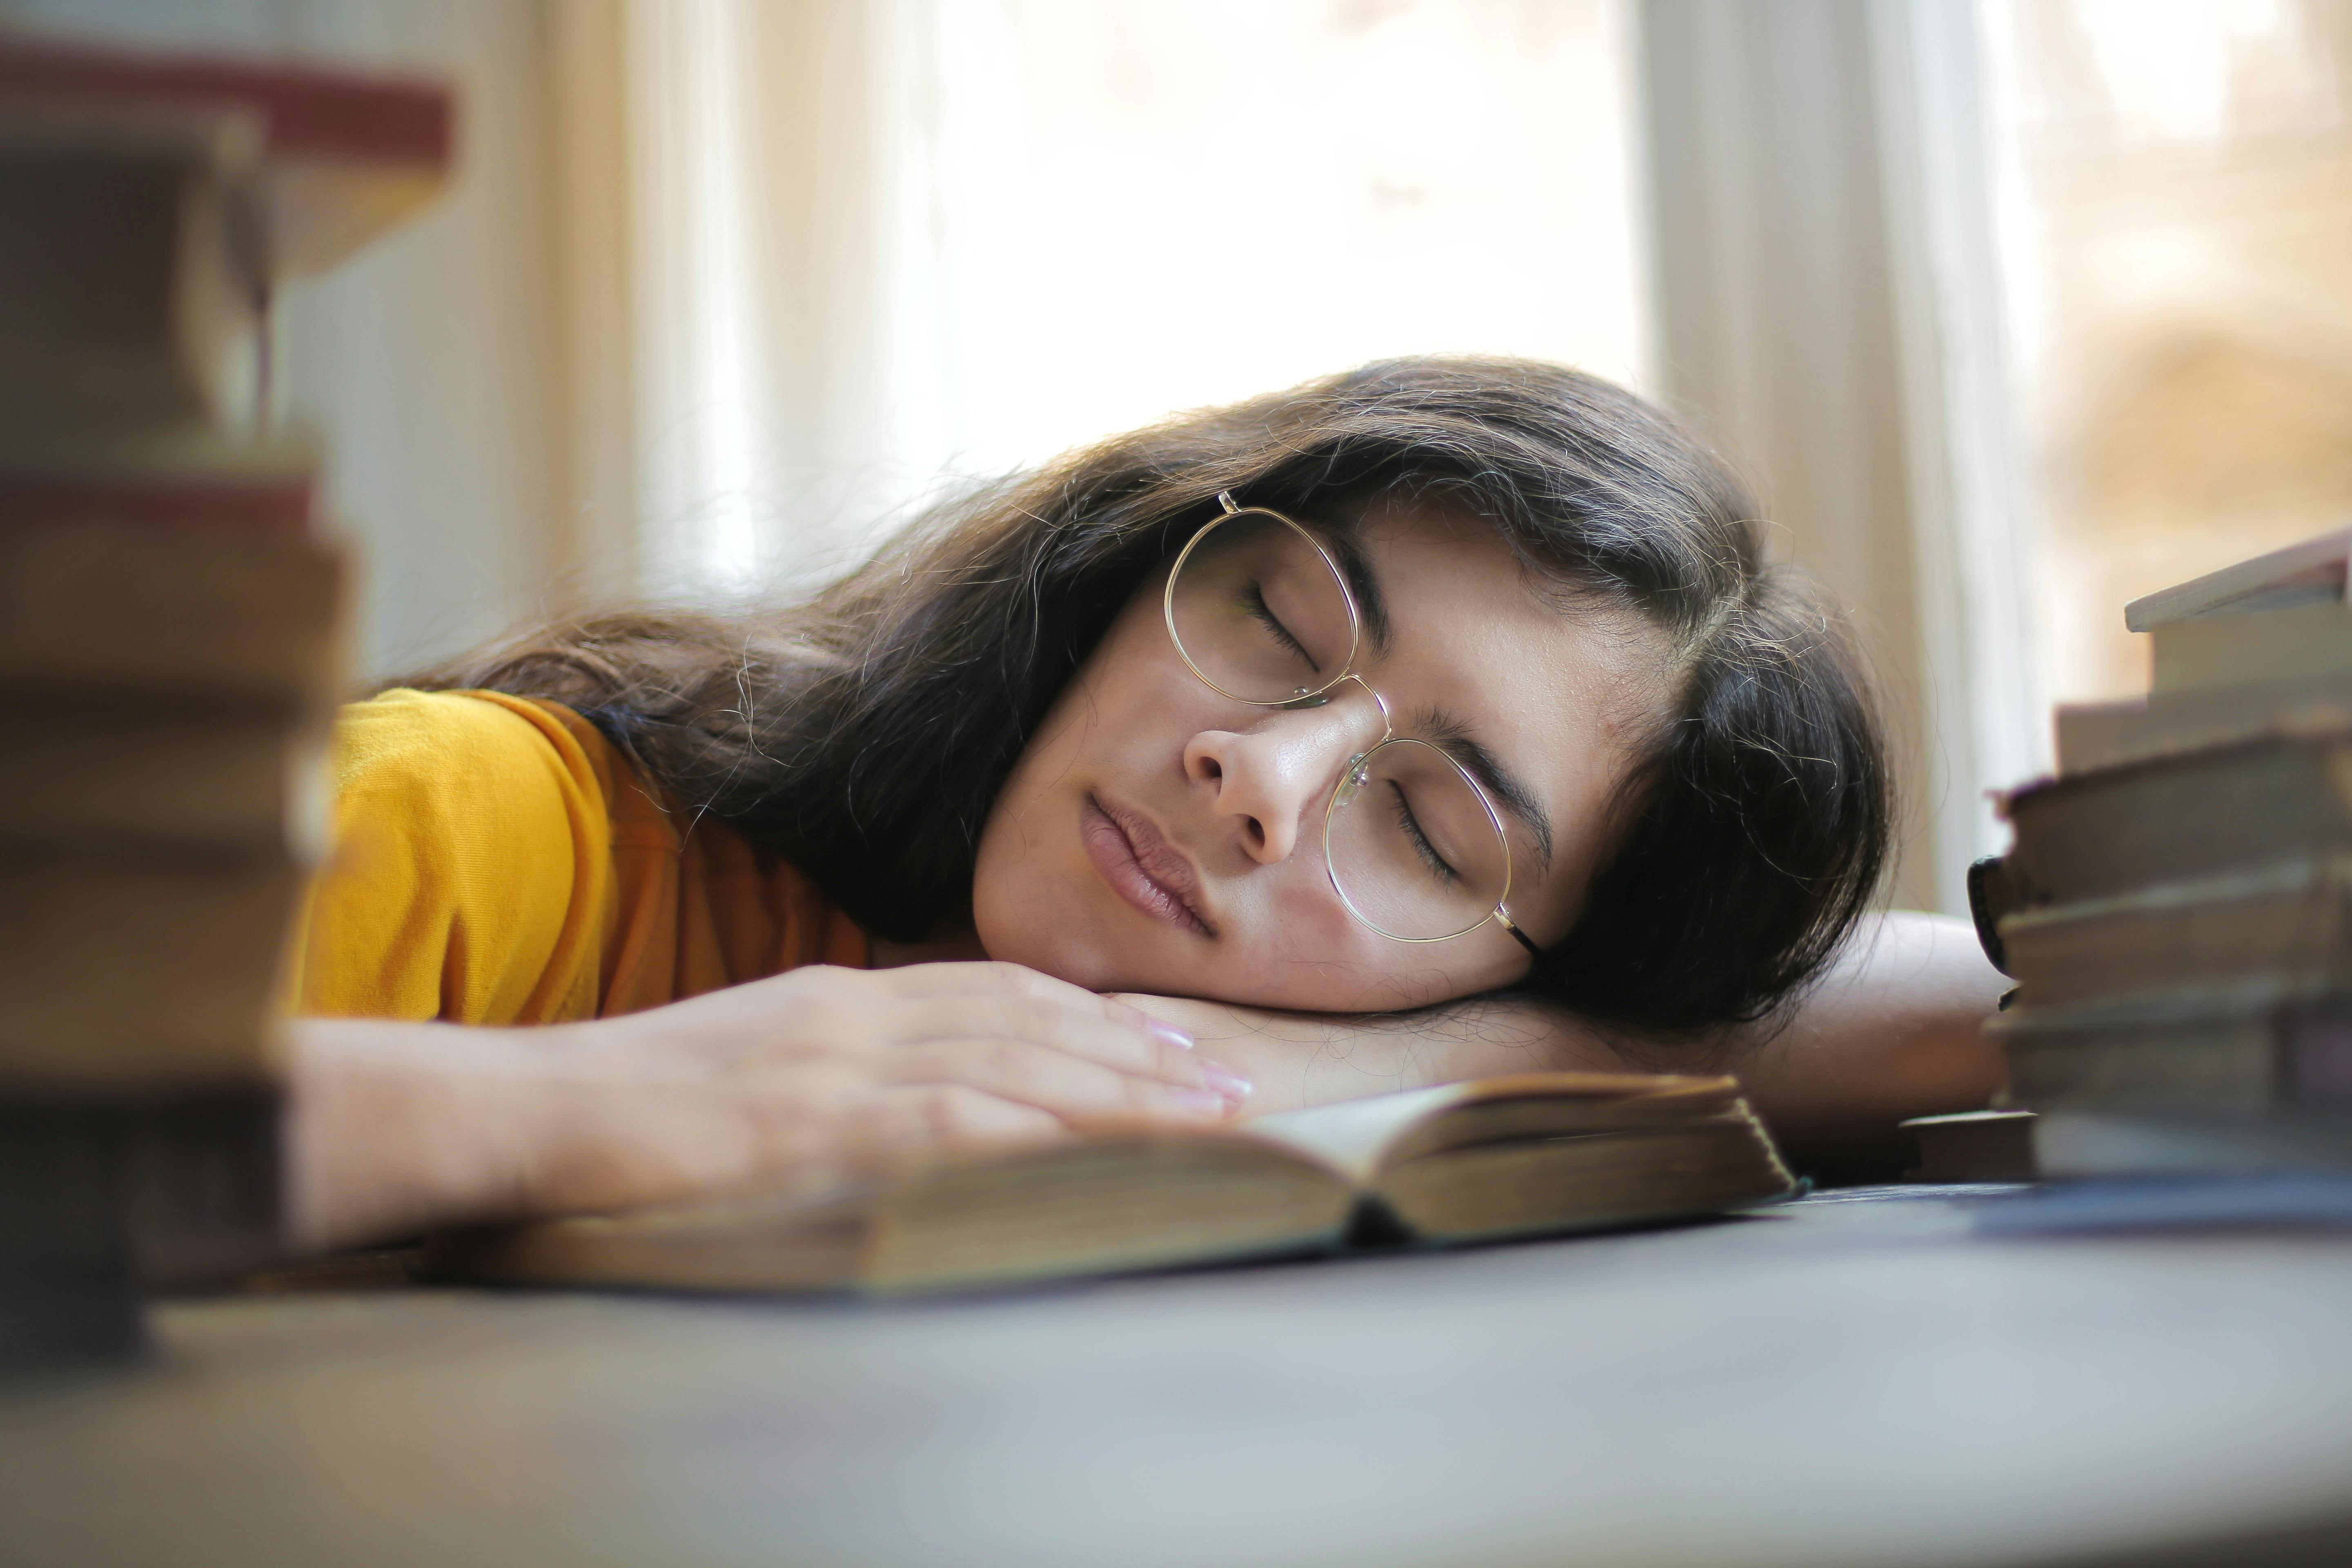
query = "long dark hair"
(417, 357, 1888, 1037)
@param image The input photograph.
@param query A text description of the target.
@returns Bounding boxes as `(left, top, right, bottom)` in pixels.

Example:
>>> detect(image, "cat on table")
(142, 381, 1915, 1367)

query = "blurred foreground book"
(1980, 527, 2352, 1177)
(0, 30, 448, 1361)
(429, 1074, 1794, 1296)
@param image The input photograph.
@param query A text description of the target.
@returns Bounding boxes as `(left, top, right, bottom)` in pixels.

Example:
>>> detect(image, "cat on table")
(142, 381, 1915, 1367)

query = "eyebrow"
(1418, 708, 1558, 871)
(1317, 526, 1392, 658)
(1319, 521, 1557, 870)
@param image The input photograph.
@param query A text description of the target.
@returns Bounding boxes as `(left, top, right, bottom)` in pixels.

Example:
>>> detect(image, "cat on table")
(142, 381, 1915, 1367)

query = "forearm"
(285, 1014, 759, 1252)
(1106, 989, 1633, 1115)
(1119, 911, 2009, 1167)
(285, 1018, 572, 1252)
(1726, 911, 2008, 1172)
(285, 962, 1248, 1252)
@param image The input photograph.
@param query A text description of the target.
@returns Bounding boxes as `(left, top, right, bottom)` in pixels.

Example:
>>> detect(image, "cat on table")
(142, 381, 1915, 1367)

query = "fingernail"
(1200, 1062, 1253, 1103)
(1172, 1088, 1234, 1116)
(1146, 1020, 1195, 1051)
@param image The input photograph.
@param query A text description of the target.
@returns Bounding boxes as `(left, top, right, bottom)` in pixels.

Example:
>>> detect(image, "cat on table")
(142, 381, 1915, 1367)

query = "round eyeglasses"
(1163, 491, 1547, 965)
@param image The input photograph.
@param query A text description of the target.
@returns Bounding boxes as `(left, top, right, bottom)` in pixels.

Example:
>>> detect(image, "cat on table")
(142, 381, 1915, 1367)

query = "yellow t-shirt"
(285, 688, 870, 1025)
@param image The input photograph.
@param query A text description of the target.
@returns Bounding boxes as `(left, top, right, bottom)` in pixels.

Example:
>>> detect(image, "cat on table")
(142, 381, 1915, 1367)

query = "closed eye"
(1246, 584, 1318, 668)
(1388, 780, 1461, 885)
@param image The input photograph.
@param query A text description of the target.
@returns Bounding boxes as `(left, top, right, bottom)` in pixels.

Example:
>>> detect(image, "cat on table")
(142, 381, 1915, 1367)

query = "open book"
(428, 1073, 1795, 1295)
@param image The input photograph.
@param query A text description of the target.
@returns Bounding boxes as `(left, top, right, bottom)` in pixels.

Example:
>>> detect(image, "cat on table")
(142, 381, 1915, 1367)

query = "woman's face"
(972, 494, 1676, 1012)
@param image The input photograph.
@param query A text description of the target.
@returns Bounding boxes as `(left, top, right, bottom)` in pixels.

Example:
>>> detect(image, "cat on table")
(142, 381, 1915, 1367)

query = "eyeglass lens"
(1167, 508, 1513, 942)
(1326, 739, 1512, 941)
(1166, 508, 1356, 703)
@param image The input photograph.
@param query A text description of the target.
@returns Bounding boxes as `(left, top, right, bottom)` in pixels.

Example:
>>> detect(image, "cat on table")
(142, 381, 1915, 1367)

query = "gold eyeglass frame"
(1163, 491, 1546, 962)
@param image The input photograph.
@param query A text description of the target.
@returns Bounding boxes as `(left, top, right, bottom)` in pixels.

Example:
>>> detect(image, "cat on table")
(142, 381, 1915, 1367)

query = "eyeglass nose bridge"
(1275, 668, 1392, 736)
(1278, 673, 1396, 817)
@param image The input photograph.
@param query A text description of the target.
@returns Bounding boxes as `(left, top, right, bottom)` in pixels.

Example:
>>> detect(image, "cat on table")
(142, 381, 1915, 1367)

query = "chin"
(976, 905, 1185, 996)
(973, 900, 1109, 989)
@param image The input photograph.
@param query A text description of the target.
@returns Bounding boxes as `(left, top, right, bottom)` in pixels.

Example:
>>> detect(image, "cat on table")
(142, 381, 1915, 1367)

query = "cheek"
(1188, 882, 1504, 1010)
(984, 626, 1221, 843)
(971, 723, 1085, 938)
(969, 636, 1165, 962)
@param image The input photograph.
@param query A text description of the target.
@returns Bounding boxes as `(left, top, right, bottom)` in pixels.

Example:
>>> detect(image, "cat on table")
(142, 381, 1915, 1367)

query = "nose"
(1183, 699, 1376, 866)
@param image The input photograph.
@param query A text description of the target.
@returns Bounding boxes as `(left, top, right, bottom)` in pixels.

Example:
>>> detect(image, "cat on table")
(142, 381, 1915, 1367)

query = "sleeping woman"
(285, 357, 2007, 1250)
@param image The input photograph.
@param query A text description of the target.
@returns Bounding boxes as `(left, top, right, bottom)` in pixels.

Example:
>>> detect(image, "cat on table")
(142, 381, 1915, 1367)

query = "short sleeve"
(283, 689, 614, 1025)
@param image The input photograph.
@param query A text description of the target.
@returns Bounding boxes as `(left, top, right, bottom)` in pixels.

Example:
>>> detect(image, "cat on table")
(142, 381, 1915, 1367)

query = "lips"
(1082, 794, 1214, 936)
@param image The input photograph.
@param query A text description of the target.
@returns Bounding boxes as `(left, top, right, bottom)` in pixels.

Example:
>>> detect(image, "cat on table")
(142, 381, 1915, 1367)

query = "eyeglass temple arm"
(1493, 908, 1552, 969)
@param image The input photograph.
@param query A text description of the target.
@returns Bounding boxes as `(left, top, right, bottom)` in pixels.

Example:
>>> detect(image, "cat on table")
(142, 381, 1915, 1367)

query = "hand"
(1115, 913, 2007, 1169)
(289, 962, 1254, 1248)
(1102, 990, 1612, 1115)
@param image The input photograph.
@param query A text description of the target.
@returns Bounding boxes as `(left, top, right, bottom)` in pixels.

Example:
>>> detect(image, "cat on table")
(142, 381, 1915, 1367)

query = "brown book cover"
(0, 848, 301, 1086)
(1998, 734, 2352, 906)
(2055, 683, 2352, 775)
(1901, 1110, 2038, 1183)
(2125, 526, 2352, 630)
(2000, 858, 2352, 1008)
(0, 427, 316, 529)
(0, 695, 325, 854)
(1992, 988, 2352, 1116)
(0, 519, 346, 703)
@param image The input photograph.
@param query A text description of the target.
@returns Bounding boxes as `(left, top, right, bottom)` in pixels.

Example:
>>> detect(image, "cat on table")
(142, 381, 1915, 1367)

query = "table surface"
(5, 1186, 2352, 1568)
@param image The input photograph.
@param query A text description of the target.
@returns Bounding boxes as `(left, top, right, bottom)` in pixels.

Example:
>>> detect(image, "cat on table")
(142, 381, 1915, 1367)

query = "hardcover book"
(430, 1073, 1796, 1295)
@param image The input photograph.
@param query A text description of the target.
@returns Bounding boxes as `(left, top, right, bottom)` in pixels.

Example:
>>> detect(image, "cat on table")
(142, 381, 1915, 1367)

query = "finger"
(858, 962, 1174, 1035)
(882, 993, 1216, 1087)
(854, 1084, 1071, 1163)
(880, 1038, 1248, 1127)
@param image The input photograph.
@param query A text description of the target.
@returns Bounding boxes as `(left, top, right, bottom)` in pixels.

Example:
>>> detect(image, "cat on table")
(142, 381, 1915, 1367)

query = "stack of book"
(1981, 529, 2352, 1177)
(0, 32, 449, 1357)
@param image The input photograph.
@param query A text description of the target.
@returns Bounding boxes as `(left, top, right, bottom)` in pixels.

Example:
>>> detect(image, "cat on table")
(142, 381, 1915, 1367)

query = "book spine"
(2055, 689, 2352, 776)
(2035, 1108, 2352, 1178)
(0, 33, 454, 168)
(0, 853, 303, 1085)
(0, 37, 447, 1351)
(1994, 993, 2352, 1115)
(2004, 739, 2352, 904)
(0, 520, 343, 702)
(0, 697, 318, 852)
(0, 470, 311, 531)
(0, 138, 266, 430)
(1999, 862, 2352, 1008)
(0, 1085, 285, 1313)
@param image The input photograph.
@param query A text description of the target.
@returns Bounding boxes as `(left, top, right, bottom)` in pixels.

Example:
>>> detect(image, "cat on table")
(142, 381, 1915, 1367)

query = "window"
(638, 0, 1655, 597)
(1987, 0, 2352, 706)
(903, 0, 1651, 481)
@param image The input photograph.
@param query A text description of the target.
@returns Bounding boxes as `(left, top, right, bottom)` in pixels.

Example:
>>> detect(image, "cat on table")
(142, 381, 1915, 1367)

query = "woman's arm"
(287, 912, 2002, 1251)
(1724, 911, 2009, 1174)
(285, 962, 1246, 1252)
(1111, 911, 2009, 1172)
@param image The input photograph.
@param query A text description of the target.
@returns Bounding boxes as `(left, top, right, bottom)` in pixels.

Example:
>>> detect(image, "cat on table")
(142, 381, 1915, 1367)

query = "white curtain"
(1639, 0, 2040, 913)
(609, 0, 1653, 602)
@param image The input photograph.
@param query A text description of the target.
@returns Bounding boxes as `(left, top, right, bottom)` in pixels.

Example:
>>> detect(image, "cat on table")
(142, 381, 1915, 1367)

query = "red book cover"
(0, 427, 318, 533)
(0, 469, 312, 532)
(0, 30, 454, 274)
(0, 31, 450, 168)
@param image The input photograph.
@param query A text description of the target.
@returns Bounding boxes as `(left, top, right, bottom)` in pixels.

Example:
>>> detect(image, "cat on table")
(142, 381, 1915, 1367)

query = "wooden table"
(5, 1187, 2351, 1568)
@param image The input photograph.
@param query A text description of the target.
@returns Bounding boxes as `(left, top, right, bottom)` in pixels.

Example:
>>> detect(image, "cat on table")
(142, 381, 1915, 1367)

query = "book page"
(1242, 1073, 1730, 1185)
(1244, 1083, 1475, 1184)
